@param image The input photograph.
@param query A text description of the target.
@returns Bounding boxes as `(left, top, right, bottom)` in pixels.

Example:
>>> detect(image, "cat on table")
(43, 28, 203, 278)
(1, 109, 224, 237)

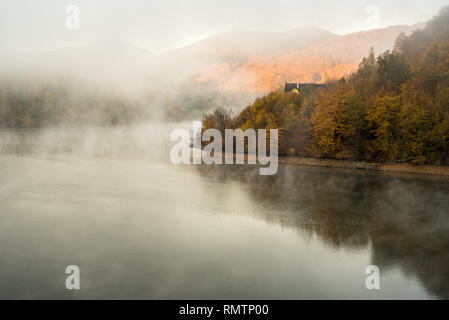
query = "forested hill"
(206, 6, 449, 165)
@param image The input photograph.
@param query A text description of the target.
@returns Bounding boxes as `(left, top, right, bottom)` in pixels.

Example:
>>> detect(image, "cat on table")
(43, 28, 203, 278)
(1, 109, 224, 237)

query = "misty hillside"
(175, 27, 337, 61)
(195, 24, 422, 92)
(0, 21, 428, 127)
(0, 23, 422, 95)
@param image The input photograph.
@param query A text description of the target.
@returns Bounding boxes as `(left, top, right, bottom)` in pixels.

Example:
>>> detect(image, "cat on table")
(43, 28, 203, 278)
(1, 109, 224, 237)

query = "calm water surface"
(0, 128, 448, 299)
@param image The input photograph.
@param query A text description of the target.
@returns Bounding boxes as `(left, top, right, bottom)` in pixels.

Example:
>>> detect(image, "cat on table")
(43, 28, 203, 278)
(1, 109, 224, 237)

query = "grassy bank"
(279, 156, 449, 176)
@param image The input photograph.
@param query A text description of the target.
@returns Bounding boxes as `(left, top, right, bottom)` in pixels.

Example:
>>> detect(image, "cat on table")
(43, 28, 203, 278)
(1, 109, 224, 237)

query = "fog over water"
(0, 126, 448, 299)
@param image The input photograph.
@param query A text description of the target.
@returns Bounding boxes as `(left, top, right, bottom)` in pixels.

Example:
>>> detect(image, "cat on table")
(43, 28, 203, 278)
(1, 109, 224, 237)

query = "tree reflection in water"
(196, 164, 449, 299)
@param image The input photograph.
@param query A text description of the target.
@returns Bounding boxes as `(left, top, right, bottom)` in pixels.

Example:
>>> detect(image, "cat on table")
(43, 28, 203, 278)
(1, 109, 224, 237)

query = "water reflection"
(0, 148, 447, 299)
(196, 164, 449, 299)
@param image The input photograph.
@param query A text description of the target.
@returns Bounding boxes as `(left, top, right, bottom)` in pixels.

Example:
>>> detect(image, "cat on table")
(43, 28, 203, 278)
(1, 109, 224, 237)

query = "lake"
(0, 126, 448, 299)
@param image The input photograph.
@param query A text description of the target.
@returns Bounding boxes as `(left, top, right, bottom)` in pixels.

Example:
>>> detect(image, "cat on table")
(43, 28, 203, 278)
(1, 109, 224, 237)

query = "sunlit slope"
(194, 25, 422, 93)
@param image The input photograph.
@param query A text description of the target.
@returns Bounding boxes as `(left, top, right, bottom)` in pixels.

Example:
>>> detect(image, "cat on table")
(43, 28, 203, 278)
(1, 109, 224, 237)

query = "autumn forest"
(203, 7, 449, 165)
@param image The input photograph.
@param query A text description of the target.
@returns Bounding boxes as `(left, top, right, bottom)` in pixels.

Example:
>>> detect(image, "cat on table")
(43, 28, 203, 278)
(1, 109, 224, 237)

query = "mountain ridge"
(194, 24, 424, 92)
(0, 23, 425, 94)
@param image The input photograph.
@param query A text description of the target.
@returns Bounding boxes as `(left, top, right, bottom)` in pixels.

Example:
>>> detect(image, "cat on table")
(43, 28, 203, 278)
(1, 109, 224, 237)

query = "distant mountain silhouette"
(175, 26, 337, 61)
(190, 24, 423, 93)
(0, 24, 424, 94)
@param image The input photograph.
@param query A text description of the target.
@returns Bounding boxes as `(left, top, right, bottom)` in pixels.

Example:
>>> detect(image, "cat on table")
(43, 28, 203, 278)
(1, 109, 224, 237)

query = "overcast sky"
(1, 0, 448, 54)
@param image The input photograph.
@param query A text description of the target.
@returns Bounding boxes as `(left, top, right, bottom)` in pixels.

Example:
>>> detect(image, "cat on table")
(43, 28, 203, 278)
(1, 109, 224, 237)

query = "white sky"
(1, 0, 448, 54)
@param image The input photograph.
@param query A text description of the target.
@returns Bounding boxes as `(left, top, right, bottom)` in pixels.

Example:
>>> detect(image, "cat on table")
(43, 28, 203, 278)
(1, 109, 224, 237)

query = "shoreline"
(197, 151, 449, 177)
(278, 156, 449, 177)
(209, 152, 449, 177)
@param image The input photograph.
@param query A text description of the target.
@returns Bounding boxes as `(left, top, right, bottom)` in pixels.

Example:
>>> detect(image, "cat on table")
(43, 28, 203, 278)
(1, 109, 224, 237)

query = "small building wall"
(284, 83, 327, 93)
